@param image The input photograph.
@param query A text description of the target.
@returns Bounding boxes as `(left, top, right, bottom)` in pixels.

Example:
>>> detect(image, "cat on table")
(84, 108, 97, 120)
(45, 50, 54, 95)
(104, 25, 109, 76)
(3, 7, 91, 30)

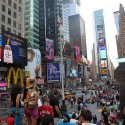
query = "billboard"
(101, 68, 107, 75)
(101, 60, 107, 68)
(25, 48, 41, 77)
(75, 45, 81, 60)
(70, 62, 77, 78)
(2, 30, 27, 65)
(78, 64, 83, 77)
(47, 62, 60, 82)
(100, 50, 106, 59)
(46, 38, 54, 60)
(66, 59, 71, 76)
(0, 33, 2, 61)
(98, 38, 105, 45)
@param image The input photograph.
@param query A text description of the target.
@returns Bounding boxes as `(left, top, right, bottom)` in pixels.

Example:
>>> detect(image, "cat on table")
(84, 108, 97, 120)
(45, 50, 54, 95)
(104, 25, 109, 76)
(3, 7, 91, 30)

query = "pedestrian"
(9, 83, 23, 125)
(70, 98, 74, 108)
(58, 114, 75, 125)
(23, 76, 39, 125)
(39, 94, 54, 117)
(50, 89, 62, 125)
(92, 114, 97, 124)
(40, 114, 54, 125)
(79, 109, 96, 125)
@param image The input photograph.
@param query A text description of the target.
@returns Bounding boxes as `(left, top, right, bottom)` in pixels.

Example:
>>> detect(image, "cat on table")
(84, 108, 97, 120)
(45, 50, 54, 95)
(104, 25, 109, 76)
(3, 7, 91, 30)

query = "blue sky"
(80, 0, 125, 68)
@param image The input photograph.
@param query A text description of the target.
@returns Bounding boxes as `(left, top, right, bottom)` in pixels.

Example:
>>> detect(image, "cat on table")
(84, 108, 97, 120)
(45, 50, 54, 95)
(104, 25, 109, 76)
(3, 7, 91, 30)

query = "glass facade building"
(94, 9, 109, 79)
(24, 0, 39, 49)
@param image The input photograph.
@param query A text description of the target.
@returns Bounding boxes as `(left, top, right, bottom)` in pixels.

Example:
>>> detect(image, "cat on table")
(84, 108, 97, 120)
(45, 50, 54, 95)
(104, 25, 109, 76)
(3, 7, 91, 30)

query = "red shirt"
(6, 117, 15, 125)
(39, 105, 54, 117)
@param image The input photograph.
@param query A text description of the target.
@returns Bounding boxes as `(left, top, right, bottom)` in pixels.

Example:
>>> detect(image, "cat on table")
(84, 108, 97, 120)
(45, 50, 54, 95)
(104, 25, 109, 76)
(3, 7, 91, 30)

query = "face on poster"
(75, 45, 81, 60)
(46, 38, 54, 60)
(25, 48, 41, 77)
(47, 63, 60, 82)
(2, 30, 27, 65)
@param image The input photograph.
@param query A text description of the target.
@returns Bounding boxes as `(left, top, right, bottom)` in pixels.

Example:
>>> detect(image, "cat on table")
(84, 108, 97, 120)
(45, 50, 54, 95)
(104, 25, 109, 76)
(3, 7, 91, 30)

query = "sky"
(80, 0, 125, 68)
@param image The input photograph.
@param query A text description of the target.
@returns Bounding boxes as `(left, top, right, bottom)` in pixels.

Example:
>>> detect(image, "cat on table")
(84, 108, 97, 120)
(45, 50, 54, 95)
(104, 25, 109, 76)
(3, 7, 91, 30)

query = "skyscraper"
(69, 14, 87, 57)
(62, 0, 80, 42)
(93, 9, 109, 79)
(39, 0, 63, 56)
(24, 0, 39, 49)
(117, 4, 125, 58)
(0, 0, 24, 37)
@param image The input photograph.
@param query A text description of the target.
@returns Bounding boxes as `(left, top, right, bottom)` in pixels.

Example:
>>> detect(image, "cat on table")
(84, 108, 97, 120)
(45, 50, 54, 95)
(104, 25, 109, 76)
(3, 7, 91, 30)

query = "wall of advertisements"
(94, 10, 108, 77)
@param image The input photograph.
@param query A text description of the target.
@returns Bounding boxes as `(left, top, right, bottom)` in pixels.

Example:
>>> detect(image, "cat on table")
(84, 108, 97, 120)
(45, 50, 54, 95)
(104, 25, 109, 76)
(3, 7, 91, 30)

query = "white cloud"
(80, 0, 125, 68)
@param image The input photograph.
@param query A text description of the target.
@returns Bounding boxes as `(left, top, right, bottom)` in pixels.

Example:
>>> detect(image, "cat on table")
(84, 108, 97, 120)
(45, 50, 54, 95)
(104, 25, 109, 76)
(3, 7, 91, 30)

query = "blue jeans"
(12, 107, 22, 125)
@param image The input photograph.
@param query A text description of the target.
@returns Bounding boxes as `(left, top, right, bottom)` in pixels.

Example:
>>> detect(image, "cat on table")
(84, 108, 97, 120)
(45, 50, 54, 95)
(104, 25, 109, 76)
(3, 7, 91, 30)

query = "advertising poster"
(75, 45, 81, 60)
(98, 38, 105, 45)
(66, 59, 71, 76)
(2, 30, 27, 65)
(100, 50, 106, 59)
(47, 62, 60, 82)
(101, 68, 107, 75)
(0, 33, 2, 61)
(78, 64, 83, 77)
(46, 38, 54, 60)
(101, 60, 107, 68)
(70, 62, 77, 78)
(25, 48, 41, 77)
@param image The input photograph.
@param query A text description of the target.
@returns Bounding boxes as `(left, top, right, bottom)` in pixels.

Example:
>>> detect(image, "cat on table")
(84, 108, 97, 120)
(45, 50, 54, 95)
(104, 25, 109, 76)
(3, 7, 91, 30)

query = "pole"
(60, 31, 64, 100)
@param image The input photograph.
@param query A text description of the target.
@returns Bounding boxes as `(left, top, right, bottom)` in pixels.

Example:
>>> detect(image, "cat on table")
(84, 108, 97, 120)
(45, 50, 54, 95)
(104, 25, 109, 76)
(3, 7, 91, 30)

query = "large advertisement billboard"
(101, 68, 107, 75)
(47, 62, 60, 82)
(25, 48, 41, 77)
(2, 30, 27, 65)
(78, 64, 83, 77)
(70, 62, 77, 78)
(75, 45, 81, 60)
(46, 38, 54, 60)
(0, 33, 2, 61)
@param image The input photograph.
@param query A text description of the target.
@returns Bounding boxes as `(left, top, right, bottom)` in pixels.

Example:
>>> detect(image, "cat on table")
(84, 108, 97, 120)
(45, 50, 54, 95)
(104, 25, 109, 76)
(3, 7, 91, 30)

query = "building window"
(18, 32, 21, 36)
(1, 15, 5, 22)
(19, 0, 21, 3)
(1, 25, 5, 30)
(19, 6, 21, 12)
(18, 15, 21, 21)
(8, 18, 11, 25)
(13, 12, 17, 18)
(18, 23, 21, 30)
(3, 0, 6, 3)
(8, 8, 11, 15)
(7, 27, 11, 32)
(2, 4, 6, 12)
(13, 21, 16, 27)
(8, 0, 11, 6)
(14, 3, 17, 9)
(13, 30, 16, 34)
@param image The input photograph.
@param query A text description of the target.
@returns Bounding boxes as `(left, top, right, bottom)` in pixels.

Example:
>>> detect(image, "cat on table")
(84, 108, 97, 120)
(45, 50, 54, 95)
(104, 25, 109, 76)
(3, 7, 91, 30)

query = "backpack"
(26, 87, 38, 108)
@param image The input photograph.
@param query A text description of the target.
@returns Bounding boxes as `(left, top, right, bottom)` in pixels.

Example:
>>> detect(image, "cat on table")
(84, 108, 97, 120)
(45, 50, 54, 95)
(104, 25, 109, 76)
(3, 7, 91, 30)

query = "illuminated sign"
(101, 60, 107, 68)
(101, 68, 107, 75)
(100, 50, 106, 59)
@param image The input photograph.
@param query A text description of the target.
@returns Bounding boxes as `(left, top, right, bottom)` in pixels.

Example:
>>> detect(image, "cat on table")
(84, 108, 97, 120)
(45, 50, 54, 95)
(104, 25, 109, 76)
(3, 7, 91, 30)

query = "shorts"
(12, 107, 22, 125)
(24, 106, 39, 119)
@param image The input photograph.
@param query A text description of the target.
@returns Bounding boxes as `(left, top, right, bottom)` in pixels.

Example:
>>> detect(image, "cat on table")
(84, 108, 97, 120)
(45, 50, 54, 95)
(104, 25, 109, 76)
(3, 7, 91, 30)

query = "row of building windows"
(1, 15, 21, 30)
(1, 25, 21, 36)
(2, 4, 21, 13)
(3, 0, 22, 4)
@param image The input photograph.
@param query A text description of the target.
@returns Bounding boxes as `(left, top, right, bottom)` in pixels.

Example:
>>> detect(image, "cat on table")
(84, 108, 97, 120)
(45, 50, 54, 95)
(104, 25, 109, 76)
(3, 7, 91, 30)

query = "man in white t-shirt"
(79, 109, 96, 125)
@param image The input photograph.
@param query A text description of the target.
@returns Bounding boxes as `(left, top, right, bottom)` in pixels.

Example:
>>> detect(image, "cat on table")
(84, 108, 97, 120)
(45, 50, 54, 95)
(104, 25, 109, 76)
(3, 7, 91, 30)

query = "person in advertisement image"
(47, 63, 60, 82)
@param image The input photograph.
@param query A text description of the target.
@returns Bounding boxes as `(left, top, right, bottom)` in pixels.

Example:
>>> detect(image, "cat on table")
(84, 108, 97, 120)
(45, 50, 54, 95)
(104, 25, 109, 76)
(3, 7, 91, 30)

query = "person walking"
(9, 83, 22, 125)
(50, 90, 62, 125)
(23, 76, 39, 125)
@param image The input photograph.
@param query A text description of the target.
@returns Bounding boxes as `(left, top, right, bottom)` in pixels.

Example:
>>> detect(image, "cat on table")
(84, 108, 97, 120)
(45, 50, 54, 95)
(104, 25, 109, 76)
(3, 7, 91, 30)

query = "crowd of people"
(0, 78, 125, 125)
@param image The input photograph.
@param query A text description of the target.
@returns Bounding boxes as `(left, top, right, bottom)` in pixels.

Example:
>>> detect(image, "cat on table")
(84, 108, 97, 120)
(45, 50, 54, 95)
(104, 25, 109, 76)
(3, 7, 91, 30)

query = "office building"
(117, 4, 125, 58)
(0, 0, 24, 37)
(93, 9, 109, 79)
(24, 0, 39, 49)
(39, 0, 63, 56)
(69, 14, 87, 57)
